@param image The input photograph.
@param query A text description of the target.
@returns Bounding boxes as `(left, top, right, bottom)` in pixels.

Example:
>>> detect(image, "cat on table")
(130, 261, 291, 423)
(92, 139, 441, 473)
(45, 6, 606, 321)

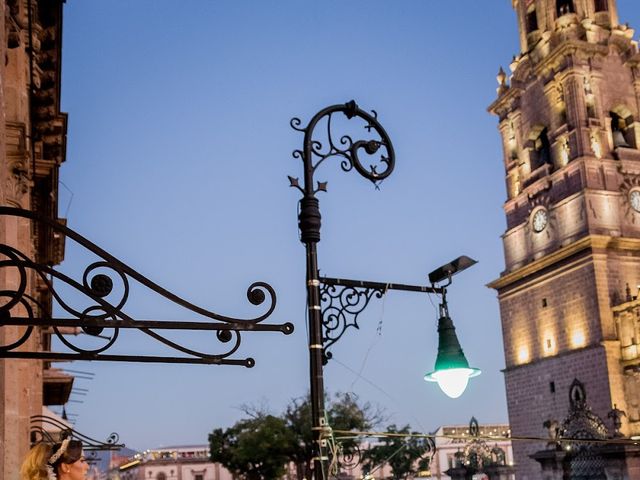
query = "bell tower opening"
(556, 0, 575, 16)
(530, 127, 552, 171)
(526, 5, 538, 34)
(594, 0, 608, 12)
(610, 108, 635, 149)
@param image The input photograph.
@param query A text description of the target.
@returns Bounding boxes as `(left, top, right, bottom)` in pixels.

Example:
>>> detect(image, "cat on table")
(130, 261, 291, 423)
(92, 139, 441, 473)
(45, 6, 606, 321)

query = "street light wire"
(59, 179, 75, 219)
(333, 357, 426, 432)
(349, 284, 388, 392)
(330, 429, 640, 447)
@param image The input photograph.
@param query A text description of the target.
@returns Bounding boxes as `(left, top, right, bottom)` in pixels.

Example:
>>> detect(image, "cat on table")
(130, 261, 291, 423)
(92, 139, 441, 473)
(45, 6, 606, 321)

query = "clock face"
(532, 209, 548, 233)
(630, 190, 640, 213)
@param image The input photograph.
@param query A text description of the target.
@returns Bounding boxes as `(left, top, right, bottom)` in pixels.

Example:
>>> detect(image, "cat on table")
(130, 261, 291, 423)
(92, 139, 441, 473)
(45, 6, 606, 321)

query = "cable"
(330, 429, 640, 447)
(333, 357, 426, 432)
(349, 285, 388, 392)
(59, 180, 75, 218)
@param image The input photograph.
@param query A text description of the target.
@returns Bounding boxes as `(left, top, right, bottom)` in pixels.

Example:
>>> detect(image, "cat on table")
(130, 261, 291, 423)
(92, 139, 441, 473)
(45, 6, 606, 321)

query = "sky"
(52, 1, 640, 452)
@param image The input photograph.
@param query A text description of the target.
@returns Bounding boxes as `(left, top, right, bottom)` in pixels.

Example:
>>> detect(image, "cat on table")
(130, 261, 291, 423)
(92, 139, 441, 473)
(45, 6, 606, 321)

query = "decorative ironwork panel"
(0, 207, 293, 367)
(319, 282, 385, 363)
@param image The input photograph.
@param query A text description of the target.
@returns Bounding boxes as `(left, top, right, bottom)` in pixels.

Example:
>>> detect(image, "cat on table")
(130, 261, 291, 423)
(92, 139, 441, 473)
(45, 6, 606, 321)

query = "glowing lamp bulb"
(424, 304, 481, 399)
(424, 367, 480, 398)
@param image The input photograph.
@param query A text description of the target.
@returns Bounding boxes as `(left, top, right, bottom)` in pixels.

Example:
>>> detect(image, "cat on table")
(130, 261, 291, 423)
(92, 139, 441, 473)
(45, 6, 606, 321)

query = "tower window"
(531, 128, 552, 171)
(594, 0, 608, 12)
(611, 111, 634, 149)
(526, 6, 538, 33)
(557, 0, 575, 16)
(550, 381, 556, 393)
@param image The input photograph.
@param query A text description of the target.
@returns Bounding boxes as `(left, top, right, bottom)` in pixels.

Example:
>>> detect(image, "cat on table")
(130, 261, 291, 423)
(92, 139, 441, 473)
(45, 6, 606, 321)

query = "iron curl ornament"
(0, 207, 293, 367)
(30, 414, 124, 453)
(288, 100, 396, 244)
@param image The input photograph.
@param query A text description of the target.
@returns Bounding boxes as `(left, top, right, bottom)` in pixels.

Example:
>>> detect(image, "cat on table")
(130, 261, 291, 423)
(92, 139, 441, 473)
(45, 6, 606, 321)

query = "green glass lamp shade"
(424, 312, 480, 398)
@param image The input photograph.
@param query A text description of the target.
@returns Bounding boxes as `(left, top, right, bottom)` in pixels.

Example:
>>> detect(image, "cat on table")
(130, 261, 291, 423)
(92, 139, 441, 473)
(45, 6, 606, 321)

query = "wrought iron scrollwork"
(30, 414, 124, 451)
(289, 100, 395, 187)
(289, 100, 396, 245)
(0, 207, 293, 367)
(318, 277, 441, 363)
(319, 282, 385, 364)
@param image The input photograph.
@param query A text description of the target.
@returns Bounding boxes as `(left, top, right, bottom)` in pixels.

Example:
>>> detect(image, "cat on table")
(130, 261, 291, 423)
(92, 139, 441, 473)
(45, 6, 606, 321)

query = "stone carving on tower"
(488, 1, 640, 479)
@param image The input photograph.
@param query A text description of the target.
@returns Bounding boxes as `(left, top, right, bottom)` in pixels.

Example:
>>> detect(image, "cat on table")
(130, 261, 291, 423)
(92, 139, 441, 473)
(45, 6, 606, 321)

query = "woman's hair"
(20, 443, 52, 480)
(20, 440, 83, 480)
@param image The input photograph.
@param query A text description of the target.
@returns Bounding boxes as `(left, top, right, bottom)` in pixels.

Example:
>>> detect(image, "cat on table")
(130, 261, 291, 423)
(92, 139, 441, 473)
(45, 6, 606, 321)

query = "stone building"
(109, 446, 233, 480)
(430, 420, 513, 480)
(488, 0, 640, 478)
(0, 0, 69, 477)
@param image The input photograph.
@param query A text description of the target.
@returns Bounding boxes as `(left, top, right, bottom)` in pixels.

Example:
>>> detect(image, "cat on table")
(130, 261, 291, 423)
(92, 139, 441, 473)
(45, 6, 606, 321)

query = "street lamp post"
(289, 101, 480, 479)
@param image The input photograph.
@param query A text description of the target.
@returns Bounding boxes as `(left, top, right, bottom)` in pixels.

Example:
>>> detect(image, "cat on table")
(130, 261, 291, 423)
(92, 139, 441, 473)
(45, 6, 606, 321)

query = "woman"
(20, 438, 89, 480)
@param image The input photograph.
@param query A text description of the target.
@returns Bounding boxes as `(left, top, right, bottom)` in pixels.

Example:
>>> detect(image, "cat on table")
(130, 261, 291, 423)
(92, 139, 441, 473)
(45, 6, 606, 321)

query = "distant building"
(109, 445, 233, 480)
(429, 423, 513, 480)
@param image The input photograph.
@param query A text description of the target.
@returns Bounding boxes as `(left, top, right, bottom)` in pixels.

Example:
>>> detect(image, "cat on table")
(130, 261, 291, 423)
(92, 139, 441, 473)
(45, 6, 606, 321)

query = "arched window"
(531, 128, 552, 171)
(156, 473, 167, 480)
(556, 0, 575, 16)
(611, 110, 634, 148)
(526, 5, 538, 33)
(594, 0, 608, 12)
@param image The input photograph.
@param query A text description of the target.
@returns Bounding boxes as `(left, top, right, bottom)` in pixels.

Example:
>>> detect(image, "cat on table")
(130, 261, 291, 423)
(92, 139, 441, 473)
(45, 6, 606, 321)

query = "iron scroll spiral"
(290, 100, 395, 191)
(0, 207, 293, 366)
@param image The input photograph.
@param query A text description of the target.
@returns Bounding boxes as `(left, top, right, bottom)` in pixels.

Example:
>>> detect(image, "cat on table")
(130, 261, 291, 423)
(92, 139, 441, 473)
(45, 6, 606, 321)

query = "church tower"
(488, 1, 640, 478)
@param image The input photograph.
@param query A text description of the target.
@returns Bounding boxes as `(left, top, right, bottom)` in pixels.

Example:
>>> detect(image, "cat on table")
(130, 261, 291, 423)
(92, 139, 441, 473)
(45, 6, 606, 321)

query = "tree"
(208, 393, 381, 480)
(283, 393, 383, 480)
(209, 413, 295, 480)
(362, 424, 433, 480)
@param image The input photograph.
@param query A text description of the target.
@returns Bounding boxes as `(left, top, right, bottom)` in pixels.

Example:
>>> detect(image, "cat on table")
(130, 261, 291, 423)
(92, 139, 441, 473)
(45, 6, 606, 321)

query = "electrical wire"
(329, 429, 640, 447)
(59, 180, 75, 218)
(349, 284, 388, 392)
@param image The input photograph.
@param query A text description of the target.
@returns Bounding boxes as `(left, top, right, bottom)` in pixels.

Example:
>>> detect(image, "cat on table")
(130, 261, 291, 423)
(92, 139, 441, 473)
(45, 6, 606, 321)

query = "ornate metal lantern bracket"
(0, 207, 293, 367)
(320, 276, 443, 363)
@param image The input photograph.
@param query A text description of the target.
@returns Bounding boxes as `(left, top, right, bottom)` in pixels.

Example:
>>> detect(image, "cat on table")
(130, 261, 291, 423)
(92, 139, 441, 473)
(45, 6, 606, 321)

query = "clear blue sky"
(54, 1, 640, 451)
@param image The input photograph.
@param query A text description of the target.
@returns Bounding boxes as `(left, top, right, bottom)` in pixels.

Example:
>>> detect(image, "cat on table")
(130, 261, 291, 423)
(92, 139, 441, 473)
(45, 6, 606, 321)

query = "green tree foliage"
(362, 424, 433, 480)
(208, 413, 294, 480)
(209, 393, 381, 480)
(283, 393, 382, 480)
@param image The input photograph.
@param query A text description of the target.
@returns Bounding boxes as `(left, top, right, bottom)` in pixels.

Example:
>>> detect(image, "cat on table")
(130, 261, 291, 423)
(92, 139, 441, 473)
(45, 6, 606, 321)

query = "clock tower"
(488, 1, 640, 478)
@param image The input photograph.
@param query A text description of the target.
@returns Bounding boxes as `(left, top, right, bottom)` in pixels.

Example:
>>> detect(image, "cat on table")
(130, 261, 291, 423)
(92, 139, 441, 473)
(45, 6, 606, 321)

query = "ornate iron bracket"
(30, 414, 124, 454)
(0, 207, 293, 367)
(320, 276, 443, 364)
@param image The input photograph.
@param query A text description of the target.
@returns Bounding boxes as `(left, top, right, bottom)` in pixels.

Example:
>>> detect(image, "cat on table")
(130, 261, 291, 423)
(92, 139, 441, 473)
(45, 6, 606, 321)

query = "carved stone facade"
(0, 0, 67, 477)
(488, 1, 640, 479)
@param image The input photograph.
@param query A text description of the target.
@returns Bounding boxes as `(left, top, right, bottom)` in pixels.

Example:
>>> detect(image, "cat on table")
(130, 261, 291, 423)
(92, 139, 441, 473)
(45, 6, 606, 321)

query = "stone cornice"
(488, 86, 523, 117)
(533, 40, 609, 78)
(488, 234, 640, 291)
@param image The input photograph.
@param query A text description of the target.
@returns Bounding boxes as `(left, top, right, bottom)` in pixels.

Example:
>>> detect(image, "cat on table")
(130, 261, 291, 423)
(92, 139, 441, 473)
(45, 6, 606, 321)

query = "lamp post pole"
(290, 101, 479, 478)
(290, 101, 395, 479)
